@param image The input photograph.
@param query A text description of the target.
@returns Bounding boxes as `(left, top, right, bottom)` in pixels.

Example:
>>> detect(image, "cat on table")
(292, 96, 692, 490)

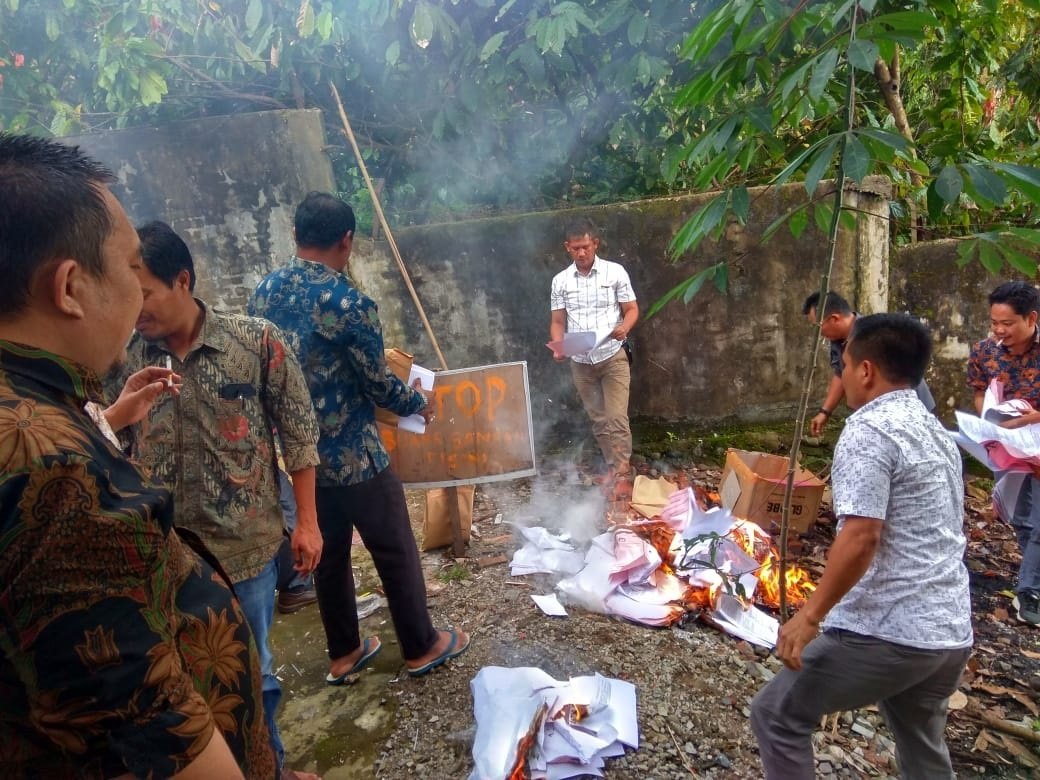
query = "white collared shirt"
(550, 256, 636, 364)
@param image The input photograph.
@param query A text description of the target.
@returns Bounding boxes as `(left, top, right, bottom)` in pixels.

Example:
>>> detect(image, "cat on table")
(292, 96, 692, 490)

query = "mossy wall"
(65, 109, 335, 313)
(361, 179, 891, 442)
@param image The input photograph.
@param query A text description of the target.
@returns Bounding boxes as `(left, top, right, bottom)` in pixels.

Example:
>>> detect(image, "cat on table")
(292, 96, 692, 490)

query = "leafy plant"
(659, 0, 1040, 297)
(437, 562, 471, 583)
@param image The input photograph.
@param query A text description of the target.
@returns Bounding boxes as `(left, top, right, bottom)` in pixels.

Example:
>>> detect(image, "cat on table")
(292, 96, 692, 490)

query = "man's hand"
(1000, 410, 1040, 429)
(291, 511, 322, 576)
(609, 324, 628, 341)
(810, 411, 829, 437)
(551, 348, 567, 363)
(104, 366, 180, 431)
(775, 609, 820, 671)
(413, 379, 436, 423)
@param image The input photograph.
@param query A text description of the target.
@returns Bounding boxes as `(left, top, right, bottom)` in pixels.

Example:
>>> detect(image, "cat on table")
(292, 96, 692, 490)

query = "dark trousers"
(314, 467, 437, 661)
(750, 629, 970, 780)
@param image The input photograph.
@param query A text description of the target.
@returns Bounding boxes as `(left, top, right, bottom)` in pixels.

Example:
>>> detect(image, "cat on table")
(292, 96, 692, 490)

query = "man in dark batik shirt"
(967, 280, 1040, 626)
(250, 192, 471, 685)
(0, 134, 274, 778)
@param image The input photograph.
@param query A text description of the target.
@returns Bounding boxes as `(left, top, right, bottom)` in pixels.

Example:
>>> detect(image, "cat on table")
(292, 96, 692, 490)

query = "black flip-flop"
(406, 629, 471, 677)
(326, 636, 382, 685)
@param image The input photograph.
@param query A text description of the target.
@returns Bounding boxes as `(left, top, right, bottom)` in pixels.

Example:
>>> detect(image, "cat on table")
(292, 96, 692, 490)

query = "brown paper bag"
(422, 486, 475, 551)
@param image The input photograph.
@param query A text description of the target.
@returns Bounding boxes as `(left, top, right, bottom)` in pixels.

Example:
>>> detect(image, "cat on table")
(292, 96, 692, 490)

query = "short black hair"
(0, 133, 115, 318)
(988, 281, 1040, 317)
(137, 220, 196, 291)
(802, 290, 852, 317)
(847, 313, 931, 386)
(294, 192, 355, 249)
(564, 217, 599, 241)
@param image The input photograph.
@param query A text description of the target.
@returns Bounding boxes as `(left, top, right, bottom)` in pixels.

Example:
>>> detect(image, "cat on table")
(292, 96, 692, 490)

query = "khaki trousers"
(570, 348, 632, 470)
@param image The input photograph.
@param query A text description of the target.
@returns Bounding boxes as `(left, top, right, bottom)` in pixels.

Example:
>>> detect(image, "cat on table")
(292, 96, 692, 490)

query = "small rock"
(684, 741, 697, 755)
(851, 720, 875, 739)
(716, 752, 732, 769)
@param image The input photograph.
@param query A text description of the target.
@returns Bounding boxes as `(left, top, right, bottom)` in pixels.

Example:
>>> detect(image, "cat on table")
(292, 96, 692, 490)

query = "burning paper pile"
(469, 666, 638, 780)
(508, 478, 816, 646)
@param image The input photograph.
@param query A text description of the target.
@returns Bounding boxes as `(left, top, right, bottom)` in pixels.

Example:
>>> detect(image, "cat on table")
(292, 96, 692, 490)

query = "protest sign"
(379, 361, 537, 487)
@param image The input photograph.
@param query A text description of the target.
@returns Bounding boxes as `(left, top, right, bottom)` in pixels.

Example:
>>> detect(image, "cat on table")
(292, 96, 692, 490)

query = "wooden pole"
(329, 82, 449, 371)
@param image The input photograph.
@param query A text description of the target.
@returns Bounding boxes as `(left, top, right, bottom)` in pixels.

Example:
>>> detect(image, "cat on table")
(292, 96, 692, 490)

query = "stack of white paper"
(509, 525, 584, 576)
(546, 329, 616, 359)
(469, 667, 638, 780)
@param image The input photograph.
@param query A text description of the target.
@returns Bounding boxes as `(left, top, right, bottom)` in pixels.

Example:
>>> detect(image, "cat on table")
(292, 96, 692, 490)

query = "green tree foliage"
(657, 0, 1040, 305)
(0, 0, 701, 225)
(1, 0, 1037, 257)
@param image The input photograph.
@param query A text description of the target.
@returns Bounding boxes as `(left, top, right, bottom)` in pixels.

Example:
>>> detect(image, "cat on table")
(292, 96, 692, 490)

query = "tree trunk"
(874, 49, 923, 240)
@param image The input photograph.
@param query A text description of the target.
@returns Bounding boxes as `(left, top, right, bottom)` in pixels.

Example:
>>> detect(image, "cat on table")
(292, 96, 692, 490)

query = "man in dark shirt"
(0, 134, 274, 777)
(250, 192, 471, 684)
(967, 280, 1040, 625)
(803, 291, 935, 436)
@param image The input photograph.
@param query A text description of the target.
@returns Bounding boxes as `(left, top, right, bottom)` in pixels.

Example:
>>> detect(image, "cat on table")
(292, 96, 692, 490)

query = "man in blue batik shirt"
(249, 192, 470, 684)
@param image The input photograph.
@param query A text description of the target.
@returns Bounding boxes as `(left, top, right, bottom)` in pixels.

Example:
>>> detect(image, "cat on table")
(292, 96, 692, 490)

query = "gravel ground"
(372, 472, 766, 779)
(352, 453, 1040, 779)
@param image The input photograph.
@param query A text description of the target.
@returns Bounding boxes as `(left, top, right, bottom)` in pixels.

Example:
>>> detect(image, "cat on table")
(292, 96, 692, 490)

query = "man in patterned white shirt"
(750, 314, 972, 780)
(549, 218, 639, 481)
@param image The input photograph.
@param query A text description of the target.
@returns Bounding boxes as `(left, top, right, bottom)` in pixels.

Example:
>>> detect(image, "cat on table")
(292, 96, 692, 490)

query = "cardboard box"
(719, 448, 824, 534)
(374, 348, 414, 427)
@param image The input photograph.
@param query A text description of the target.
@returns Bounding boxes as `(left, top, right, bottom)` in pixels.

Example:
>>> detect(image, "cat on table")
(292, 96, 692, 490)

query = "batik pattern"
(0, 341, 274, 778)
(250, 258, 426, 486)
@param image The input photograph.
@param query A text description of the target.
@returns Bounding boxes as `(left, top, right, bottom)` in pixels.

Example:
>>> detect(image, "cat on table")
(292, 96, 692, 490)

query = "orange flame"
(507, 702, 548, 780)
(756, 551, 816, 608)
(682, 582, 721, 611)
(724, 520, 816, 608)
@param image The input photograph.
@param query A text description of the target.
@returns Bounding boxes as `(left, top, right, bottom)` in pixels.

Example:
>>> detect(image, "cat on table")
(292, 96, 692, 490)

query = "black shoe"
(277, 588, 318, 614)
(1013, 590, 1040, 626)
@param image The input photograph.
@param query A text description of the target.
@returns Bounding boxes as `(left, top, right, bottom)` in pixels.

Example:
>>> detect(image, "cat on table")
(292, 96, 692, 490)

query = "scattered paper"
(508, 501, 811, 647)
(710, 593, 779, 648)
(399, 363, 436, 434)
(531, 593, 568, 617)
(629, 475, 678, 518)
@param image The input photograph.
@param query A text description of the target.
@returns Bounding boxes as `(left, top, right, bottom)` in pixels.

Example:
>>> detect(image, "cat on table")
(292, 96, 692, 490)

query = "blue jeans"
(1010, 475, 1040, 595)
(235, 557, 284, 770)
(277, 470, 313, 593)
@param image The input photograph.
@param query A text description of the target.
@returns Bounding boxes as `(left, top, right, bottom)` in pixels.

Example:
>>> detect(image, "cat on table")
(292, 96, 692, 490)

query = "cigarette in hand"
(164, 355, 173, 387)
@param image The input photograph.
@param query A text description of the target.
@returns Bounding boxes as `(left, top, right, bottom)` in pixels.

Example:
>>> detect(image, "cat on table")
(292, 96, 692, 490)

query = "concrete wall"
(891, 241, 1037, 423)
(363, 179, 890, 434)
(66, 109, 334, 311)
(64, 109, 892, 439)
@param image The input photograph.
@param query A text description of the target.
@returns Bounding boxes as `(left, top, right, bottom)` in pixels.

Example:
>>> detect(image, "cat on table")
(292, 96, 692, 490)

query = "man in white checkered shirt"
(549, 218, 639, 479)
